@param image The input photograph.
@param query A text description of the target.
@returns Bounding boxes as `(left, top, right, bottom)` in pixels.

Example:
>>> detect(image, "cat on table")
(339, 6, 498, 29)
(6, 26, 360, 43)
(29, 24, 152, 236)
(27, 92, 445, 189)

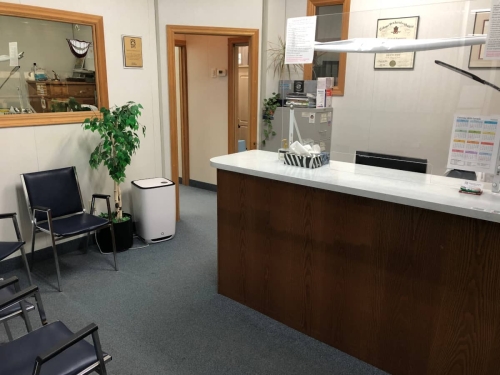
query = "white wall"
(185, 35, 229, 185)
(0, 0, 162, 256)
(263, 0, 500, 175)
(156, 0, 263, 179)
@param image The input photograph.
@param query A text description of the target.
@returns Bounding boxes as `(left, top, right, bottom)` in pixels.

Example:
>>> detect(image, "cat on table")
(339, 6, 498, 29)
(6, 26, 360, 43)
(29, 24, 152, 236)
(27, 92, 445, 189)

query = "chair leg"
(49, 234, 63, 292)
(109, 224, 118, 271)
(30, 224, 36, 271)
(3, 321, 13, 342)
(20, 301, 33, 333)
(91, 330, 108, 375)
(84, 232, 91, 253)
(20, 245, 33, 286)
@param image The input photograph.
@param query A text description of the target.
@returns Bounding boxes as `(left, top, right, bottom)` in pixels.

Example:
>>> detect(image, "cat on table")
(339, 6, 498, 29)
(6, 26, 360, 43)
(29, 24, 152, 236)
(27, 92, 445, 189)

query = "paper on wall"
(447, 115, 500, 174)
(285, 16, 317, 64)
(9, 42, 18, 67)
(484, 0, 500, 60)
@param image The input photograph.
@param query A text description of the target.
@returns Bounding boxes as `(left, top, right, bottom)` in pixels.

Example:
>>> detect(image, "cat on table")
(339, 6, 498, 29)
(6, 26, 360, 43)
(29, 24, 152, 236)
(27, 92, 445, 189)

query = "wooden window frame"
(304, 0, 350, 97)
(0, 3, 109, 128)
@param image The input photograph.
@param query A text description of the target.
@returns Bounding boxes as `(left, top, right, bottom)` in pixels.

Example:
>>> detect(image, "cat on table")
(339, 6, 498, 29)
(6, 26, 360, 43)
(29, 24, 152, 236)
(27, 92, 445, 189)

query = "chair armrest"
(35, 323, 98, 364)
(0, 285, 38, 310)
(92, 194, 110, 199)
(0, 276, 19, 290)
(32, 206, 50, 212)
(32, 206, 51, 223)
(91, 194, 113, 221)
(0, 212, 16, 219)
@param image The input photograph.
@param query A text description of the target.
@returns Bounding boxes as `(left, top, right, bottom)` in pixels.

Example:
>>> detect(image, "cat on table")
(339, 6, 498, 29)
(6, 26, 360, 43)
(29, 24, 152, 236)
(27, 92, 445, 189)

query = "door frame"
(167, 25, 259, 220)
(175, 39, 190, 186)
(228, 38, 250, 154)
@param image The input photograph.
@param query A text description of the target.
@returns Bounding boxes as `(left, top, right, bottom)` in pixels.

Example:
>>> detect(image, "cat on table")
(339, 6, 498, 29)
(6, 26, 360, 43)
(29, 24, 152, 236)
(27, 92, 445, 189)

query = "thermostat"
(217, 69, 227, 77)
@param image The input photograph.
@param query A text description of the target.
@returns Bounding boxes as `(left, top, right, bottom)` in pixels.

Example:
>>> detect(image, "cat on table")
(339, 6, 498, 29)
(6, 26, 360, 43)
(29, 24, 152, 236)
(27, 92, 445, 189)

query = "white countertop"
(210, 150, 500, 223)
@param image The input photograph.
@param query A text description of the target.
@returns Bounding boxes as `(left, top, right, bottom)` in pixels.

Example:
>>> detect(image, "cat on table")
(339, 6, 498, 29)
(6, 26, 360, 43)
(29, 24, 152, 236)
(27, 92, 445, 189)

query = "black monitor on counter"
(355, 151, 428, 174)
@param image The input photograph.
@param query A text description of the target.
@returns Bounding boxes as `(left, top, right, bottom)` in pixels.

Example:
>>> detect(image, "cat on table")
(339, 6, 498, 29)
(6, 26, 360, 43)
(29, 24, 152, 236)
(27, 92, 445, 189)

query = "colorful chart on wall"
(447, 115, 500, 174)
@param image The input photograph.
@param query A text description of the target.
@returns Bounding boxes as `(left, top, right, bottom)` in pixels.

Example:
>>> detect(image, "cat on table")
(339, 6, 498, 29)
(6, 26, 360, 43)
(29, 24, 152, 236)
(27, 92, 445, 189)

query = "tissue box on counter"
(284, 152, 330, 169)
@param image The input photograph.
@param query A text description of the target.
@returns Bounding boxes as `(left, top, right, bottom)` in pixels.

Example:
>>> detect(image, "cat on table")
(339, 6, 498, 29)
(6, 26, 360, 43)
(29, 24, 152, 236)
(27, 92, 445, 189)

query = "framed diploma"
(122, 35, 143, 68)
(374, 16, 420, 70)
(469, 12, 500, 69)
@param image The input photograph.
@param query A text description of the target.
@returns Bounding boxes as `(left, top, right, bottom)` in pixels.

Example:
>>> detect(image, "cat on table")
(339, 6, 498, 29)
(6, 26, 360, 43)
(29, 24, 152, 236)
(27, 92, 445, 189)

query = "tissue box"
(284, 152, 330, 169)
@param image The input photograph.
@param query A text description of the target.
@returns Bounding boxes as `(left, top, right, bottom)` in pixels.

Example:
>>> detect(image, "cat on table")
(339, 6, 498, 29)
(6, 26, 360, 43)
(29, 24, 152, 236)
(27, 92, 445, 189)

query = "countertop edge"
(210, 159, 500, 224)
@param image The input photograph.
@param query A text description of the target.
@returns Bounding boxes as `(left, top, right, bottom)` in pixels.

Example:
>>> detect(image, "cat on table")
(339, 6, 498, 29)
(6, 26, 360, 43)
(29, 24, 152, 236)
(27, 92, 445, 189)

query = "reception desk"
(211, 150, 500, 375)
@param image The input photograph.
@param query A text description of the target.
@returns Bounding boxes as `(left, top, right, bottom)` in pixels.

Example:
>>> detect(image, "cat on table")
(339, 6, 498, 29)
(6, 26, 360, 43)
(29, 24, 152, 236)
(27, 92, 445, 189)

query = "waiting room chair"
(0, 276, 34, 342)
(0, 278, 111, 374)
(21, 167, 118, 292)
(0, 212, 32, 285)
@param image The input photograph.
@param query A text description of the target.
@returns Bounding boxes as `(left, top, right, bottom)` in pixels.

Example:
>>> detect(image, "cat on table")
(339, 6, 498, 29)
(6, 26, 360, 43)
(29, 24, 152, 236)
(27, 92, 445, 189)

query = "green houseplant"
(83, 102, 145, 252)
(262, 92, 279, 146)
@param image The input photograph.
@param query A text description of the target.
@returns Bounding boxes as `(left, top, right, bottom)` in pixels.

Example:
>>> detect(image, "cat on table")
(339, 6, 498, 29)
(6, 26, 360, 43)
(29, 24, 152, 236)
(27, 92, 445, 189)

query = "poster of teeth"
(374, 16, 420, 69)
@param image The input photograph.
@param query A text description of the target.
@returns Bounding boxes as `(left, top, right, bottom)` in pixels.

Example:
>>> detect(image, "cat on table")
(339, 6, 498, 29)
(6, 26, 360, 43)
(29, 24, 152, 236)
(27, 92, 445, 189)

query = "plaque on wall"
(374, 16, 420, 69)
(122, 35, 143, 68)
(469, 11, 500, 69)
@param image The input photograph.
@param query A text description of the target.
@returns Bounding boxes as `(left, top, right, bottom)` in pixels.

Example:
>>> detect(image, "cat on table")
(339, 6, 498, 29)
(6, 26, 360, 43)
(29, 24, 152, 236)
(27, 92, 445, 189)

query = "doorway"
(175, 40, 189, 186)
(228, 39, 250, 154)
(167, 26, 259, 220)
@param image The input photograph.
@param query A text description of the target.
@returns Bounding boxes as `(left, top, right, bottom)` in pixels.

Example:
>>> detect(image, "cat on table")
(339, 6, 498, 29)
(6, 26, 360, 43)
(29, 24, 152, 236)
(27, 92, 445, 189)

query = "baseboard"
(188, 179, 217, 192)
(0, 236, 90, 275)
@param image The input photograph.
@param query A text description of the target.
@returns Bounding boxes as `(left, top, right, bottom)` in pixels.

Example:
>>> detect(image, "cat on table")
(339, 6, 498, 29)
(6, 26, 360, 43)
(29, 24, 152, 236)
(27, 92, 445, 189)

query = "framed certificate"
(374, 16, 420, 70)
(122, 35, 143, 68)
(469, 12, 500, 69)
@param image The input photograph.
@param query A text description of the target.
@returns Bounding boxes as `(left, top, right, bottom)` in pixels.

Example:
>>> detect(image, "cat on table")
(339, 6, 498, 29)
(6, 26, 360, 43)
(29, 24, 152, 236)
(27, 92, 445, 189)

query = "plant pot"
(96, 213, 133, 253)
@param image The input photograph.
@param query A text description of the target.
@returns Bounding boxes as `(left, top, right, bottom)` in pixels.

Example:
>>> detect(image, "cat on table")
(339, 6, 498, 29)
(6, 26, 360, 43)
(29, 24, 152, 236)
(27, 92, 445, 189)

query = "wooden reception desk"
(211, 150, 500, 375)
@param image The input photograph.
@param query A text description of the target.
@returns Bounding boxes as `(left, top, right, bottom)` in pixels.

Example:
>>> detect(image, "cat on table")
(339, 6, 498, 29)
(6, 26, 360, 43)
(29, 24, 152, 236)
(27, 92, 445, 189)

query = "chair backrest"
(21, 167, 84, 221)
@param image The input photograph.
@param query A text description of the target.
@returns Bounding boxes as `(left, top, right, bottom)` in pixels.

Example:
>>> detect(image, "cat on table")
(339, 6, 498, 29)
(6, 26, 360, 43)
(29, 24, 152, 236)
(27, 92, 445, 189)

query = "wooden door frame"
(167, 25, 259, 220)
(228, 37, 250, 154)
(303, 0, 351, 96)
(175, 40, 190, 186)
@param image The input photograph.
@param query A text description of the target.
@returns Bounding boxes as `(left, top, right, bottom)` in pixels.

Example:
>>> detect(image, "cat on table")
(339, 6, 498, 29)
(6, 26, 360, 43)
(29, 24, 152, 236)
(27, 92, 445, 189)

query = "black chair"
(445, 169, 477, 181)
(0, 276, 34, 342)
(0, 277, 111, 374)
(21, 167, 117, 292)
(0, 212, 32, 285)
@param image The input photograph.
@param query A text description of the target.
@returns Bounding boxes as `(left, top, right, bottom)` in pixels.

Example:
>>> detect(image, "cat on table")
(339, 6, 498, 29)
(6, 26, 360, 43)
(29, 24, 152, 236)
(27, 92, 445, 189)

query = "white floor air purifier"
(131, 178, 176, 243)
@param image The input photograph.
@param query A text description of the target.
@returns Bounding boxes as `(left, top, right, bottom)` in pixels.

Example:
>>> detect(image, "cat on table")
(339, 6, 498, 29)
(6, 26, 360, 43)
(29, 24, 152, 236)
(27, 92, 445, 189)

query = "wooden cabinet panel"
(27, 81, 96, 113)
(67, 84, 95, 98)
(217, 169, 500, 375)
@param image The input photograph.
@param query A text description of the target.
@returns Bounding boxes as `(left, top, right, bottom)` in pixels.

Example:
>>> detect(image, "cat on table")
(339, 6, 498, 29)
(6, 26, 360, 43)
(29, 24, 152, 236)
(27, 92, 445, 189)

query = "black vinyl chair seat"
(0, 321, 110, 375)
(0, 241, 24, 260)
(0, 284, 34, 319)
(37, 213, 109, 237)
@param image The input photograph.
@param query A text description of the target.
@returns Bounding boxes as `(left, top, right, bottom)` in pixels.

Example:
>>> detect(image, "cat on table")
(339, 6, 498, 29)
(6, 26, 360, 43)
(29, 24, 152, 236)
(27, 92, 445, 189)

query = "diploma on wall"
(374, 16, 420, 69)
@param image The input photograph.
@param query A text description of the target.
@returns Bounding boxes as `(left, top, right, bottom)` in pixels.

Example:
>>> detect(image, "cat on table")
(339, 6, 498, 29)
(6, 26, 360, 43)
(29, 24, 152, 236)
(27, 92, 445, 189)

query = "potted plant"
(83, 102, 145, 253)
(267, 36, 303, 79)
(262, 92, 280, 146)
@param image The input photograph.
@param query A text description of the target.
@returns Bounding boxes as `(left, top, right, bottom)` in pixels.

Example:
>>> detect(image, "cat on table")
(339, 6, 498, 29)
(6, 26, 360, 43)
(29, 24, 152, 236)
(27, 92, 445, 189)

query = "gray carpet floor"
(2, 185, 387, 375)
